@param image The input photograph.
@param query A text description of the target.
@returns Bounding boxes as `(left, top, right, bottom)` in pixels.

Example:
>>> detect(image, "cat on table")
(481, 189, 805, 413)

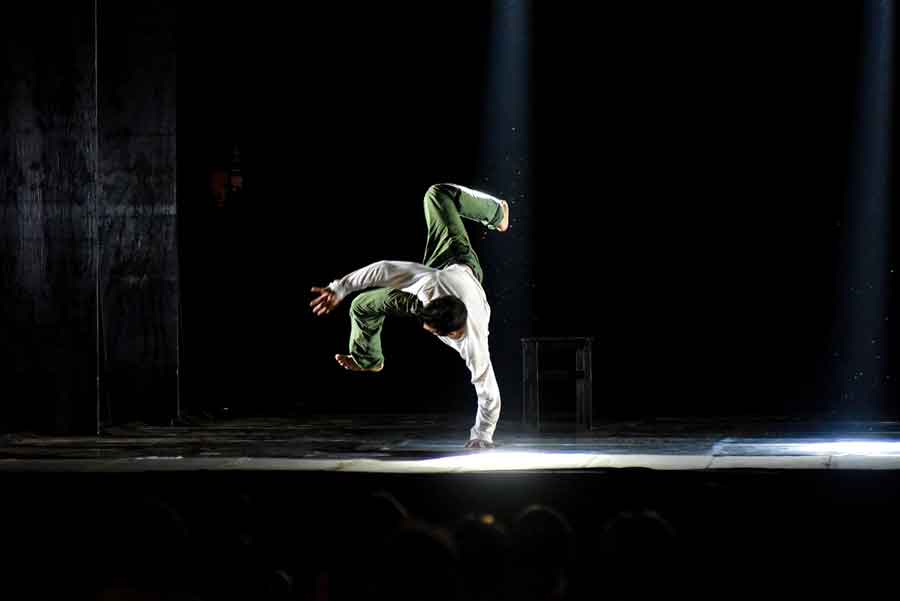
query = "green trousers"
(349, 184, 505, 368)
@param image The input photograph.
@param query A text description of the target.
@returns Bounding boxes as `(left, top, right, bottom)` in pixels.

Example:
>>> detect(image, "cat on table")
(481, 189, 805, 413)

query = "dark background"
(4, 1, 898, 434)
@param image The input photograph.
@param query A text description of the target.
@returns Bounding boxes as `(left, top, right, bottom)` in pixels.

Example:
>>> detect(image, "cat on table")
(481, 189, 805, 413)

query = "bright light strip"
(418, 451, 602, 471)
(786, 441, 900, 456)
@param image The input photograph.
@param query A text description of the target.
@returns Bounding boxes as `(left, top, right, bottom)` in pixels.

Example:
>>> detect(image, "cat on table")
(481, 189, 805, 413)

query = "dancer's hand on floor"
(465, 439, 495, 449)
(310, 287, 340, 316)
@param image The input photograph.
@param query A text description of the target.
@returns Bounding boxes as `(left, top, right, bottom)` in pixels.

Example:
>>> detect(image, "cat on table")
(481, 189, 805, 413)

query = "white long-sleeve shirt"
(328, 261, 501, 443)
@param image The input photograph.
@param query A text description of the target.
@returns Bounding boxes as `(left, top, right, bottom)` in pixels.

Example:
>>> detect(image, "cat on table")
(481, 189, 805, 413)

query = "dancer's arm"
(310, 260, 433, 316)
(463, 337, 501, 446)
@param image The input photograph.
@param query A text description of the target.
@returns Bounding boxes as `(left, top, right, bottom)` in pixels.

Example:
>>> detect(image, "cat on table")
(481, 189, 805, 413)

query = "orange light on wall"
(209, 145, 242, 209)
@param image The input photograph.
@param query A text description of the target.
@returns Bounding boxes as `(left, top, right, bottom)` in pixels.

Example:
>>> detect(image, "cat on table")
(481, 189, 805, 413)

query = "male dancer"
(310, 183, 510, 448)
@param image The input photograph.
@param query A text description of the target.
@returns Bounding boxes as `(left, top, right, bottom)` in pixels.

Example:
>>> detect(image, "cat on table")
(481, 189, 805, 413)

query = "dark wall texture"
(1, 1, 177, 433)
(1, 1, 98, 433)
(98, 1, 178, 425)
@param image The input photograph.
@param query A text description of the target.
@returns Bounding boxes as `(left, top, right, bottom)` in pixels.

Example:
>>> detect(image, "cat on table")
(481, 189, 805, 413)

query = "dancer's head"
(421, 295, 467, 340)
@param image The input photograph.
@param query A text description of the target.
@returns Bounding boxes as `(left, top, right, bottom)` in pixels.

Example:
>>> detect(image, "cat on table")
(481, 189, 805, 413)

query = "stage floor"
(4, 413, 900, 472)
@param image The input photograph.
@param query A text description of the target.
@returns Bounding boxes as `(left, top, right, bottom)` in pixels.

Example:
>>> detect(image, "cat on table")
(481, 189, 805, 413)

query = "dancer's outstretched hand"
(465, 439, 495, 449)
(310, 287, 340, 316)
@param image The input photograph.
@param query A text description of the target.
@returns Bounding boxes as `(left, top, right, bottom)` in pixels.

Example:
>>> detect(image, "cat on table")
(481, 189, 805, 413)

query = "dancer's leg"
(345, 288, 422, 371)
(421, 183, 506, 282)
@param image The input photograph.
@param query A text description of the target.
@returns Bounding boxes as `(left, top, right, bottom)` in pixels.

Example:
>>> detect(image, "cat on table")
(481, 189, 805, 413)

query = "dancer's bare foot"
(497, 200, 510, 232)
(335, 354, 383, 373)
